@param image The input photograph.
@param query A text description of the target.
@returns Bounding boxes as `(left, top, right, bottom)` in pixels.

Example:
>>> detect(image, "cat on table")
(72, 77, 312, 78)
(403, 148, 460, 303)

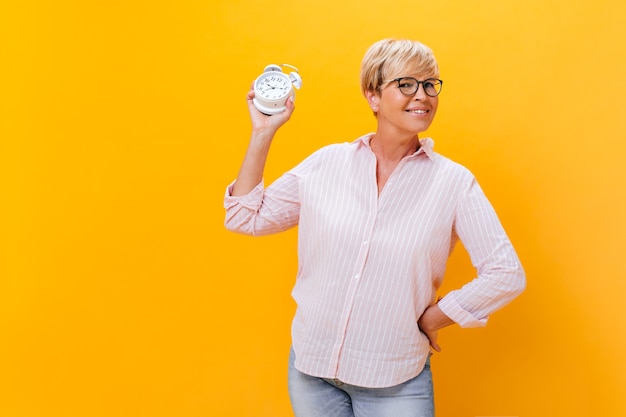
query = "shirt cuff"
(437, 294, 488, 328)
(223, 180, 265, 210)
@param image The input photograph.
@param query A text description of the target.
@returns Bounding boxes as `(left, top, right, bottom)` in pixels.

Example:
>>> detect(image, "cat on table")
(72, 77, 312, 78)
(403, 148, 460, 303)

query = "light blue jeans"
(288, 348, 434, 417)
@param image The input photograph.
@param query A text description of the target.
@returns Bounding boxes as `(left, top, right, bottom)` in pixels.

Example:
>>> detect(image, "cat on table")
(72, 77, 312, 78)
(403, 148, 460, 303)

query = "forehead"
(390, 62, 437, 80)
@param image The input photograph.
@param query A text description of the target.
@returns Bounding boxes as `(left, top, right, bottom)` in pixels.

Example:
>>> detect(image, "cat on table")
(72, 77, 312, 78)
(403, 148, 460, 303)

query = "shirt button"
(354, 274, 360, 279)
(363, 241, 369, 246)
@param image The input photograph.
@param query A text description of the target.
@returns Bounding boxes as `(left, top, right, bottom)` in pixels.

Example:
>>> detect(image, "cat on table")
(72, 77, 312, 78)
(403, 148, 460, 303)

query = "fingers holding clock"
(246, 82, 257, 104)
(271, 95, 295, 121)
(246, 86, 258, 112)
(246, 85, 294, 132)
(283, 95, 295, 113)
(275, 96, 295, 123)
(263, 96, 295, 130)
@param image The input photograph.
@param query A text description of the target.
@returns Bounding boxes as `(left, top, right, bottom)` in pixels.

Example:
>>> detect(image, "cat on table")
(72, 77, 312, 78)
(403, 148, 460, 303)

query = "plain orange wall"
(1, 1, 625, 416)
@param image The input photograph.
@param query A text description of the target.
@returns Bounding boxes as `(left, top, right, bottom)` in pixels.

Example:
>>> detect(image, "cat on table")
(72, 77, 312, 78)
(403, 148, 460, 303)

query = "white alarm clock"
(252, 64, 302, 115)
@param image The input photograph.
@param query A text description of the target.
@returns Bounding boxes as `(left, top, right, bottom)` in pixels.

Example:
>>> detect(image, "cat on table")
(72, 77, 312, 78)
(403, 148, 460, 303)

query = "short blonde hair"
(360, 39, 439, 96)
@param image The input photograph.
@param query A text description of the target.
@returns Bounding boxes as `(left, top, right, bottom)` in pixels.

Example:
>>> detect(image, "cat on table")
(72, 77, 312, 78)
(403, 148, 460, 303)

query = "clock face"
(256, 74, 291, 100)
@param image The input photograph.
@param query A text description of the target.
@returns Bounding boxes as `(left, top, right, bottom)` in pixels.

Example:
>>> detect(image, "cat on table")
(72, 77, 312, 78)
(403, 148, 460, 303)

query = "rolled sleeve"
(223, 170, 302, 236)
(224, 180, 265, 211)
(438, 294, 488, 328)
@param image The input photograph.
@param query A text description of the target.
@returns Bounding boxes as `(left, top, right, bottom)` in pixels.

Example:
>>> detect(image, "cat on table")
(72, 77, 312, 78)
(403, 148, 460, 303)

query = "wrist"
(419, 303, 454, 332)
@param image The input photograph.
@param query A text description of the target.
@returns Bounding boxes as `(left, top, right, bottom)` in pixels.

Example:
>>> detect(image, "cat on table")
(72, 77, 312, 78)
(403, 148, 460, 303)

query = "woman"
(224, 39, 525, 417)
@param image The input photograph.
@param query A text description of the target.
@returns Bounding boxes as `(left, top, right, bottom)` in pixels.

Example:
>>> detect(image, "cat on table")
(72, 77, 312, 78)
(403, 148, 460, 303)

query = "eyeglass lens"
(397, 78, 442, 97)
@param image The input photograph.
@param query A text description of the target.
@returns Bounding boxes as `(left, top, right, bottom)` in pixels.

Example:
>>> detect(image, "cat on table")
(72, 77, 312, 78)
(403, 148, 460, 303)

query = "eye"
(399, 82, 414, 88)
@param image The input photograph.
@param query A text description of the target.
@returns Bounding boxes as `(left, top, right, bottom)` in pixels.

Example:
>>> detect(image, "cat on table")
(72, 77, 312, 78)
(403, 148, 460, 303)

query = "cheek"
(429, 99, 439, 115)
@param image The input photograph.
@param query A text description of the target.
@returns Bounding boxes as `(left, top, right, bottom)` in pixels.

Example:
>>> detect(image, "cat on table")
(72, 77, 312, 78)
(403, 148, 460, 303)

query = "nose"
(413, 83, 427, 100)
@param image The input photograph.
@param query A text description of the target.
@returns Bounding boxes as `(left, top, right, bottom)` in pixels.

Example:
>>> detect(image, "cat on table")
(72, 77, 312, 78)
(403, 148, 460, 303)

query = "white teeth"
(407, 109, 427, 114)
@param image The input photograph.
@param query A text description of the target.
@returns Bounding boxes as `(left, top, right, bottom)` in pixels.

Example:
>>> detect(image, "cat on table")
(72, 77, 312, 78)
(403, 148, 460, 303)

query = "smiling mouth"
(406, 109, 429, 114)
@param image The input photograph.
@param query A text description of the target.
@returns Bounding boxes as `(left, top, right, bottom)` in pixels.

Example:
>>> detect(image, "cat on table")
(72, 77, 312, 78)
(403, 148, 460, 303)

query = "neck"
(370, 132, 420, 162)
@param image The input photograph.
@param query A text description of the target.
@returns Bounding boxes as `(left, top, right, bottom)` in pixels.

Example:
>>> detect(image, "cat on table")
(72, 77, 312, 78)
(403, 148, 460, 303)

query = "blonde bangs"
(360, 39, 439, 95)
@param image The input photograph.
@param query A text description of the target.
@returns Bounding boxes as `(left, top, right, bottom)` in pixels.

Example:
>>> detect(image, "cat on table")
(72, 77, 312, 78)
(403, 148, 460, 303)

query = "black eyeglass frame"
(390, 77, 444, 97)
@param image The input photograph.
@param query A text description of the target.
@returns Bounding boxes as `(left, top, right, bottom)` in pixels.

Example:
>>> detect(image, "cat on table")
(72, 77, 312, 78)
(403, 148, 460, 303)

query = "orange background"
(1, 1, 625, 416)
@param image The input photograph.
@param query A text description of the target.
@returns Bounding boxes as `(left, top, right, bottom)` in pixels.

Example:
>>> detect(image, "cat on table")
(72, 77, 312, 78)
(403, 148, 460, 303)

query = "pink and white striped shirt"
(224, 134, 525, 388)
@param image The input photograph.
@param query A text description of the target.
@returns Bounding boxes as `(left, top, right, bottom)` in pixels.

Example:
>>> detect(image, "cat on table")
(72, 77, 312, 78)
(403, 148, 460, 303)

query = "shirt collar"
(355, 133, 436, 161)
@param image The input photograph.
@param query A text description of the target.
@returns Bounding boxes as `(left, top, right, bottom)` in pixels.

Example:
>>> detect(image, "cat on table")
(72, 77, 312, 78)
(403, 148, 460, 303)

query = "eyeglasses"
(390, 77, 443, 97)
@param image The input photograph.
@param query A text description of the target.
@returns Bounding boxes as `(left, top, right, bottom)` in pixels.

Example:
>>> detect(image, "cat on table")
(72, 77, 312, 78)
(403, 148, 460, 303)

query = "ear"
(365, 89, 380, 112)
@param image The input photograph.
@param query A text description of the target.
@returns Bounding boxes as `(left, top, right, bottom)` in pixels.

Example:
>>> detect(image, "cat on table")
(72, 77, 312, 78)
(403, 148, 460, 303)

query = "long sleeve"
(224, 147, 325, 236)
(438, 178, 526, 328)
(223, 176, 300, 236)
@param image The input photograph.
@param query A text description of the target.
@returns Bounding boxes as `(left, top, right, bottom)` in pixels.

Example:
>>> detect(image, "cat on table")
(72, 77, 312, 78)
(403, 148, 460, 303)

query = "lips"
(405, 108, 429, 114)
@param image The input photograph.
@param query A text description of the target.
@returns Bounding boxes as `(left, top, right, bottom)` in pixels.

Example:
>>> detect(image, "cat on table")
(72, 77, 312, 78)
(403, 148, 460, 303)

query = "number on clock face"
(257, 75, 290, 99)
